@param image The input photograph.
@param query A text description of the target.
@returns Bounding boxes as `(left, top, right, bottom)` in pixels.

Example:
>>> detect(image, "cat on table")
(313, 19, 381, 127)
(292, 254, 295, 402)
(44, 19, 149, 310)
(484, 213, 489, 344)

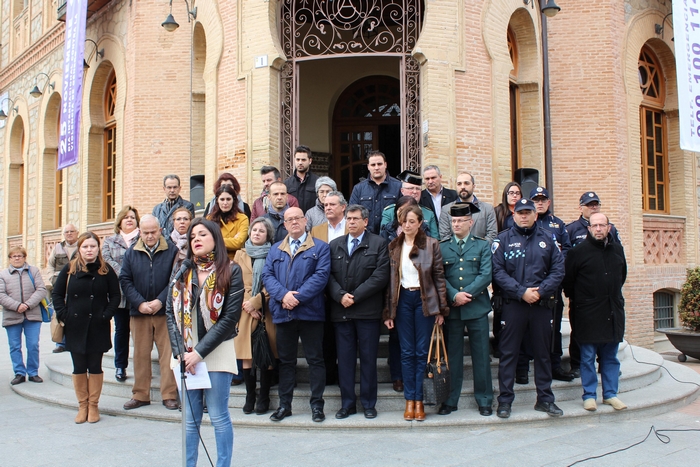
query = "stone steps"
(13, 344, 700, 428)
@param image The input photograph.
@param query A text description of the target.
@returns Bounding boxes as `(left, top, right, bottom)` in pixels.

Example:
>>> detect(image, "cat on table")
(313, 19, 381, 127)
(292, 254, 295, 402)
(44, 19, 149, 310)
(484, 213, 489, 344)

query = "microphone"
(170, 259, 193, 287)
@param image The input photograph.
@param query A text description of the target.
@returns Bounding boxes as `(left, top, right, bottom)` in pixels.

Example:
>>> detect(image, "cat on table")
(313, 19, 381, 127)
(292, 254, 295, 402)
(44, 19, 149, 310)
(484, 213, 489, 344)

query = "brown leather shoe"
(123, 398, 150, 410)
(414, 401, 425, 421)
(392, 380, 404, 392)
(403, 400, 415, 421)
(162, 399, 179, 410)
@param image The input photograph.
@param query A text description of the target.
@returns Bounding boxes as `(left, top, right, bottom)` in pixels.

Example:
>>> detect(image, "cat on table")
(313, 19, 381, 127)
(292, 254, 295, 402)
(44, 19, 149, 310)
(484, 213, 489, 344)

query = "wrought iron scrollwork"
(403, 55, 420, 172)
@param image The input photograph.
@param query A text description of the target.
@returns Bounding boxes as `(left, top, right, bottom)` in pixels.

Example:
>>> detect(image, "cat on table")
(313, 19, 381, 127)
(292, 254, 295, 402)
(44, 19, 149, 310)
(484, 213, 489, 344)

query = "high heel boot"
(242, 368, 257, 414)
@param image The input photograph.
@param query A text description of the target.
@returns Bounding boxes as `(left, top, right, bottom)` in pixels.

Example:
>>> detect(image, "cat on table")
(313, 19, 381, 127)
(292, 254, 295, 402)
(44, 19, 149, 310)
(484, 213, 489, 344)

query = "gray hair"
(163, 174, 181, 186)
(423, 165, 442, 176)
(346, 204, 369, 220)
(315, 176, 337, 192)
(325, 190, 347, 206)
(248, 217, 275, 244)
(139, 214, 161, 228)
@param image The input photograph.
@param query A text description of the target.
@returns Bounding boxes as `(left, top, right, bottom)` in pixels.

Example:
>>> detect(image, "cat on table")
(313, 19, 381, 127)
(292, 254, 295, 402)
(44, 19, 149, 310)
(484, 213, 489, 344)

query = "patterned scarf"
(170, 229, 188, 251)
(171, 251, 225, 352)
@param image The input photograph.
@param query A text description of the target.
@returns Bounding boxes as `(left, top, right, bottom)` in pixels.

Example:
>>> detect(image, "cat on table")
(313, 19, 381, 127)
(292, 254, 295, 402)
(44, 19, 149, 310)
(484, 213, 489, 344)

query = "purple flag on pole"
(58, 0, 88, 170)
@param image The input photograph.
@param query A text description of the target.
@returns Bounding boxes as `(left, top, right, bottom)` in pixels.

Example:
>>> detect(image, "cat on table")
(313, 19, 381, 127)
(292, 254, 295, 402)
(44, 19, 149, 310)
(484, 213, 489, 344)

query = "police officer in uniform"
(492, 199, 565, 418)
(515, 187, 573, 383)
(438, 203, 493, 416)
(565, 191, 622, 377)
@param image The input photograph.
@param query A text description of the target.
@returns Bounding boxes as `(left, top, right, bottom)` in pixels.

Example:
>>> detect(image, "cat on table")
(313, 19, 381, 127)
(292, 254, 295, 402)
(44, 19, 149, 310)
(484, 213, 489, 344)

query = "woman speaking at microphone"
(166, 218, 244, 467)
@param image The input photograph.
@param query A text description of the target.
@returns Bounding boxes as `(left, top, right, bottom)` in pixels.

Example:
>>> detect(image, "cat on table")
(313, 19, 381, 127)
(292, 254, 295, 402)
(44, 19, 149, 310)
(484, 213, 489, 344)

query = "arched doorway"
(332, 76, 401, 195)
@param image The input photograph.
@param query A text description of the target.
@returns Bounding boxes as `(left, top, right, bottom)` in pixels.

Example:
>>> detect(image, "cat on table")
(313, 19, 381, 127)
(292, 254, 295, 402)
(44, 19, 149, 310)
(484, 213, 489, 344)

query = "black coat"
(563, 232, 627, 344)
(52, 262, 121, 354)
(327, 231, 390, 321)
(120, 236, 178, 317)
(419, 187, 458, 219)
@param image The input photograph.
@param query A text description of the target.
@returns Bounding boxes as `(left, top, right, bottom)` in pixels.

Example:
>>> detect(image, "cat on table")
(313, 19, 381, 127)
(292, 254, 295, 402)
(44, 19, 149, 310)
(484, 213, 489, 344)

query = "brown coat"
(383, 229, 449, 321)
(232, 249, 277, 359)
(310, 221, 348, 243)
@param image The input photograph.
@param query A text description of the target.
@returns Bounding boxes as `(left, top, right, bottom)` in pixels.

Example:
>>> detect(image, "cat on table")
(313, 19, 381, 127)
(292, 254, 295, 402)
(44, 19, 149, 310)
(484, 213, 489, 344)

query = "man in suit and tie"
(420, 165, 458, 220)
(327, 205, 390, 419)
(438, 203, 494, 416)
(310, 190, 348, 384)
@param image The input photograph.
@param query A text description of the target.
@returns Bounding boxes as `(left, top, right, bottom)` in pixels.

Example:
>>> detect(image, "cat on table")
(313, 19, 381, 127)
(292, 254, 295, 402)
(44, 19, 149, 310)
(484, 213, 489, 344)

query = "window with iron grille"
(653, 291, 674, 330)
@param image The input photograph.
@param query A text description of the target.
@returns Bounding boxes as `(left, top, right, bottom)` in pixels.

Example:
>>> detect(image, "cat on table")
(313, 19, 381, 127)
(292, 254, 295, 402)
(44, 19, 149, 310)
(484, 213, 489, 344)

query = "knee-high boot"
(72, 374, 89, 424)
(242, 368, 257, 414)
(87, 373, 104, 423)
(255, 367, 272, 415)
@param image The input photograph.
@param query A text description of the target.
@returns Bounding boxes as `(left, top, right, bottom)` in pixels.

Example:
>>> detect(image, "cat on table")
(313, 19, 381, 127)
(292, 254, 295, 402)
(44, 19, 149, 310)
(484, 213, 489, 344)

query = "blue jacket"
(349, 175, 402, 234)
(262, 234, 331, 324)
(119, 236, 178, 317)
(535, 211, 572, 258)
(491, 224, 564, 301)
(566, 216, 621, 248)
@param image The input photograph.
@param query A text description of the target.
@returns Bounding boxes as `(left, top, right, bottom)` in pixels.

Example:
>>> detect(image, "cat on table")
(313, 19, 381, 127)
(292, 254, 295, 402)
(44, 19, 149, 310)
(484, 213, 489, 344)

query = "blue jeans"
(6, 319, 41, 377)
(183, 371, 234, 467)
(580, 342, 620, 401)
(395, 288, 434, 401)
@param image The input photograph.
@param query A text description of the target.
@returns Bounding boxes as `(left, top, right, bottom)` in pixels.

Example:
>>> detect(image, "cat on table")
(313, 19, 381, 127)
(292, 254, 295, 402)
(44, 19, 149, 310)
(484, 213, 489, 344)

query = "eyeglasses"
(173, 217, 191, 222)
(507, 191, 521, 196)
(590, 223, 609, 229)
(583, 202, 601, 208)
(532, 198, 548, 203)
(284, 216, 304, 224)
(9, 255, 25, 259)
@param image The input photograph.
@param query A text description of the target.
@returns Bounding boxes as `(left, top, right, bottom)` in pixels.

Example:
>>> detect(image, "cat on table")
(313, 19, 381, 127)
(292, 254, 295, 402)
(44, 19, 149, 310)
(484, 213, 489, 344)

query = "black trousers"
(276, 319, 325, 410)
(498, 301, 554, 404)
(113, 307, 130, 369)
(71, 352, 103, 374)
(516, 290, 563, 373)
(334, 319, 380, 410)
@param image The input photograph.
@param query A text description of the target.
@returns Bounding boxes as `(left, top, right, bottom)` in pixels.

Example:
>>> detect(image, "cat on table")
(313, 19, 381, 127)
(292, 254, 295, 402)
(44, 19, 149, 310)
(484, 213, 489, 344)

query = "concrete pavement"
(2, 323, 700, 467)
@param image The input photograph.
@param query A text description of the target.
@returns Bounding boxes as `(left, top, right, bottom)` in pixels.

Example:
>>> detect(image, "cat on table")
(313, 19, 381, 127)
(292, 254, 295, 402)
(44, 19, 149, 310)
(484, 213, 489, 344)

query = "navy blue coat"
(535, 211, 571, 258)
(348, 175, 402, 234)
(491, 224, 565, 301)
(262, 235, 331, 324)
(566, 216, 621, 248)
(120, 237, 178, 317)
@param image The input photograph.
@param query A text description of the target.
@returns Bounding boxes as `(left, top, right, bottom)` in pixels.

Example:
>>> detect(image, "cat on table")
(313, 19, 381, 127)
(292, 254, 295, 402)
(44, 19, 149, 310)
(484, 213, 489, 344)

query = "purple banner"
(58, 0, 88, 170)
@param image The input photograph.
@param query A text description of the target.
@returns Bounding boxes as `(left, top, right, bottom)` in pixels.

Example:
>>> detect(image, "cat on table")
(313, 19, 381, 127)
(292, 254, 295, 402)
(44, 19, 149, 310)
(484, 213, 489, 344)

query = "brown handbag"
(50, 275, 69, 343)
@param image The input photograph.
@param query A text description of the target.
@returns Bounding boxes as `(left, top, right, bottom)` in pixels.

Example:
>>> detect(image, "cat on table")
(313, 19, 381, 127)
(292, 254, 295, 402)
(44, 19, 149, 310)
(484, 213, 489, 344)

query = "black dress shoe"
(515, 373, 529, 385)
(311, 407, 325, 423)
(569, 367, 581, 378)
(478, 405, 493, 416)
(52, 346, 65, 354)
(11, 375, 26, 385)
(269, 407, 292, 422)
(392, 380, 403, 392)
(364, 408, 377, 419)
(335, 407, 357, 419)
(534, 401, 564, 417)
(496, 402, 511, 419)
(437, 404, 457, 415)
(115, 368, 127, 382)
(552, 368, 574, 382)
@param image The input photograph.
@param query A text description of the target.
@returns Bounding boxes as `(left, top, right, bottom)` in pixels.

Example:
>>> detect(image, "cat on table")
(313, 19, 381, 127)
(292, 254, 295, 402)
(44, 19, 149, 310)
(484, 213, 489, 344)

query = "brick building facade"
(0, 0, 694, 347)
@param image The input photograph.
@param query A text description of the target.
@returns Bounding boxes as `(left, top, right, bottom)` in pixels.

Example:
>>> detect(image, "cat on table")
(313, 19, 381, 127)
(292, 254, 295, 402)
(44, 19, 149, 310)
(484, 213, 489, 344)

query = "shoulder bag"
(250, 292, 274, 370)
(50, 275, 69, 343)
(27, 270, 54, 323)
(423, 322, 451, 406)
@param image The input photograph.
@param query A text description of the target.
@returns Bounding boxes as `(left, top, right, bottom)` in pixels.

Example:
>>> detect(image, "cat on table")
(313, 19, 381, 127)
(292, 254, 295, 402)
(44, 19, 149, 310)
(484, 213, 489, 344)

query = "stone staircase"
(12, 319, 700, 428)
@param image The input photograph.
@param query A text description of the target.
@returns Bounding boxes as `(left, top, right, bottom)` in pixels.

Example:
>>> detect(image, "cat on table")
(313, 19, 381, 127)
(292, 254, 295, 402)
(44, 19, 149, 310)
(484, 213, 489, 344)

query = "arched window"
(103, 71, 117, 221)
(639, 46, 668, 213)
(508, 26, 520, 175)
(8, 117, 26, 235)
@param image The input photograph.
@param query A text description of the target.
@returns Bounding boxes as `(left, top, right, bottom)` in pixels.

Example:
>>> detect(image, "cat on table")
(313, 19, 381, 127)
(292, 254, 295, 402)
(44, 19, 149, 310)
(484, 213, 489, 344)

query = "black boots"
(255, 368, 272, 415)
(242, 368, 256, 414)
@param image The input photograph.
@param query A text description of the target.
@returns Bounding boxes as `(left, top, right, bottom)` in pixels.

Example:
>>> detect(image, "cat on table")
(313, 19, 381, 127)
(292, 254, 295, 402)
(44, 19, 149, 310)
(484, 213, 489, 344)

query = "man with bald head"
(119, 214, 179, 411)
(45, 223, 79, 353)
(263, 207, 331, 423)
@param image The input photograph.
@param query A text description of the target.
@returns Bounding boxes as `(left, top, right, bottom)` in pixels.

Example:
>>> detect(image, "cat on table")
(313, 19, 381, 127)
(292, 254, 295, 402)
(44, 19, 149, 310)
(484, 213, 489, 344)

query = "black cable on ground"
(626, 339, 700, 388)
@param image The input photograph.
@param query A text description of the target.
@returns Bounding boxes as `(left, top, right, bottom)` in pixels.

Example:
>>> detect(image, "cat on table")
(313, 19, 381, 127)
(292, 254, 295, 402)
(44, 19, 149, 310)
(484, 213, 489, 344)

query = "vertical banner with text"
(57, 0, 88, 170)
(674, 1, 700, 152)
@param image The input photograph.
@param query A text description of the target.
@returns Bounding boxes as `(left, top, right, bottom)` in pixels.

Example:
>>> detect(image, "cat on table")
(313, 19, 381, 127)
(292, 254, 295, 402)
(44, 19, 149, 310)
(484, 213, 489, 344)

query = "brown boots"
(87, 373, 104, 423)
(403, 400, 426, 421)
(73, 374, 89, 424)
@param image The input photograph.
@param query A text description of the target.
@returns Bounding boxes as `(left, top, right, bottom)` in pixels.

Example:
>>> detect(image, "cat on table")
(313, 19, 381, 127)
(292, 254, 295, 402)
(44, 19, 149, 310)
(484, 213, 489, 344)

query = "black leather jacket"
(166, 263, 244, 360)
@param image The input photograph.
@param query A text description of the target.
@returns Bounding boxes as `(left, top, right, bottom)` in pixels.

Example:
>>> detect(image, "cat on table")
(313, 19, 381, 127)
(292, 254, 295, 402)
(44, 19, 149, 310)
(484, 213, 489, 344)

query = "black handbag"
(251, 293, 274, 370)
(423, 323, 451, 406)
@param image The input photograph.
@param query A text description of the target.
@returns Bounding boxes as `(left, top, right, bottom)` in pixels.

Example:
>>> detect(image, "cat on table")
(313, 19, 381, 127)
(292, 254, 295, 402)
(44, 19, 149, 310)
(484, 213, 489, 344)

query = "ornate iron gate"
(279, 0, 423, 176)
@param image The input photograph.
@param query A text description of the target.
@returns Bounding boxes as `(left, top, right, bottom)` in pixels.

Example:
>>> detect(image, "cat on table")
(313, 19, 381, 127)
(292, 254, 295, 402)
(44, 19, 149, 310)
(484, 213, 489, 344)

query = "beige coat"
(233, 249, 277, 359)
(0, 265, 48, 327)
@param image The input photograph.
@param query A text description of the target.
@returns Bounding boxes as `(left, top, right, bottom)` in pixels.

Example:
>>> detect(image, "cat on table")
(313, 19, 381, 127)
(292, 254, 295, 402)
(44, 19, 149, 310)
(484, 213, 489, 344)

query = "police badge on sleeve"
(539, 241, 546, 249)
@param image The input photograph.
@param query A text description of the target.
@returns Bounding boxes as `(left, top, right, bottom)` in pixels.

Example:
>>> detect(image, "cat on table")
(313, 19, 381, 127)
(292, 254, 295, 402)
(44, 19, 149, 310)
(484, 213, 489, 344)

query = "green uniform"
(380, 204, 439, 238)
(440, 233, 493, 409)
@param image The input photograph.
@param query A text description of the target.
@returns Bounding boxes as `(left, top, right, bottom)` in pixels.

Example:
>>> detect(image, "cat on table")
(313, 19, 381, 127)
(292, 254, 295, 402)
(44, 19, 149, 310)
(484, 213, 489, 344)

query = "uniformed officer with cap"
(438, 202, 493, 416)
(517, 186, 573, 383)
(380, 170, 439, 238)
(565, 191, 622, 378)
(492, 198, 565, 418)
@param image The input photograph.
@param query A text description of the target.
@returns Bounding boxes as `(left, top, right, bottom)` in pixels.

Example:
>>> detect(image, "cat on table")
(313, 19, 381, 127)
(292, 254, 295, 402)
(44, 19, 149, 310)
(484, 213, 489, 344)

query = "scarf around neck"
(171, 251, 225, 352)
(121, 228, 140, 247)
(170, 229, 188, 251)
(244, 239, 271, 297)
